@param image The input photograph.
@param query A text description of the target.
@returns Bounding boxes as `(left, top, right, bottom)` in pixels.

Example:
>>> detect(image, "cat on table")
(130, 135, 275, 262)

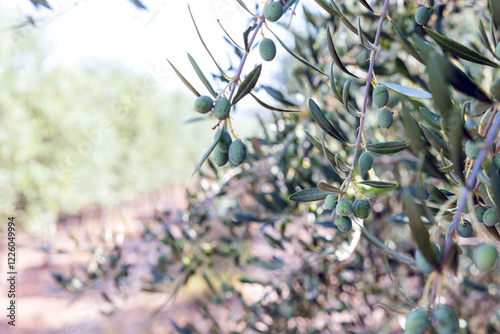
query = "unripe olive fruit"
(260, 38, 277, 62)
(415, 6, 431, 26)
(494, 152, 500, 168)
(358, 151, 374, 172)
(404, 308, 429, 334)
(415, 244, 440, 274)
(432, 305, 459, 334)
(324, 194, 338, 211)
(474, 206, 487, 222)
(214, 97, 231, 119)
(378, 108, 394, 128)
(373, 86, 389, 108)
(336, 200, 353, 216)
(264, 2, 283, 22)
(214, 130, 232, 153)
(465, 140, 481, 159)
(228, 140, 247, 166)
(195, 95, 213, 114)
(353, 199, 371, 219)
(473, 243, 499, 271)
(483, 208, 498, 226)
(456, 219, 473, 238)
(335, 216, 352, 232)
(213, 147, 229, 167)
(490, 77, 500, 101)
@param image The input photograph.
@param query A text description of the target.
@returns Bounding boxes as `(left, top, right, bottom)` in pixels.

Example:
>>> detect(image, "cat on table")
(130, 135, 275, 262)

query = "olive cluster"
(372, 86, 394, 129)
(404, 304, 459, 334)
(194, 96, 247, 167)
(324, 195, 371, 233)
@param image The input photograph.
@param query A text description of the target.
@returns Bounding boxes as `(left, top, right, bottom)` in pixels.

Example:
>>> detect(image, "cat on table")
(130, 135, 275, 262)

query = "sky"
(8, 0, 308, 92)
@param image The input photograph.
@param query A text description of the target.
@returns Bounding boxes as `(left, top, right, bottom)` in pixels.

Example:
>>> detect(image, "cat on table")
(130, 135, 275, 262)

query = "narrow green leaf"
(317, 181, 343, 194)
(423, 27, 499, 68)
(491, 14, 498, 46)
(366, 142, 408, 155)
(270, 29, 329, 77)
(357, 17, 375, 51)
(249, 93, 300, 112)
(305, 130, 336, 161)
(235, 0, 254, 16)
(329, 0, 357, 35)
(479, 19, 495, 56)
(289, 188, 328, 202)
(491, 157, 500, 219)
(390, 20, 425, 64)
(261, 86, 295, 107)
(327, 29, 359, 78)
(232, 64, 262, 105)
(192, 130, 223, 175)
(379, 82, 432, 99)
(187, 53, 217, 98)
(420, 123, 452, 159)
(243, 24, 256, 52)
(341, 79, 360, 117)
(188, 4, 229, 79)
(449, 113, 465, 183)
(358, 0, 374, 12)
(420, 107, 442, 130)
(443, 242, 459, 276)
(309, 99, 347, 143)
(490, 0, 500, 29)
(313, 0, 340, 18)
(357, 180, 399, 189)
(484, 225, 500, 242)
(329, 62, 343, 102)
(166, 59, 201, 97)
(217, 19, 244, 50)
(403, 192, 440, 270)
(426, 183, 449, 204)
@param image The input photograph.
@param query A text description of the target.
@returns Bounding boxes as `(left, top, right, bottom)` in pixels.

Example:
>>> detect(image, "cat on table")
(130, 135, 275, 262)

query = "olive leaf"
(420, 123, 452, 159)
(342, 79, 362, 117)
(426, 55, 453, 118)
(243, 24, 256, 52)
(423, 27, 499, 68)
(192, 129, 224, 175)
(358, 0, 374, 13)
(366, 142, 408, 154)
(166, 59, 201, 97)
(479, 19, 495, 56)
(269, 29, 329, 77)
(187, 53, 217, 98)
(261, 86, 296, 107)
(232, 64, 262, 105)
(357, 17, 375, 51)
(188, 4, 229, 79)
(329, 62, 343, 102)
(420, 107, 442, 130)
(309, 99, 347, 143)
(217, 19, 244, 50)
(443, 242, 459, 276)
(249, 93, 300, 112)
(357, 181, 399, 189)
(490, 0, 500, 29)
(289, 188, 328, 202)
(449, 113, 466, 183)
(305, 130, 336, 161)
(426, 183, 450, 204)
(234, 0, 254, 16)
(317, 181, 343, 194)
(379, 82, 432, 99)
(403, 191, 440, 271)
(314, 0, 340, 17)
(390, 19, 425, 64)
(491, 157, 500, 219)
(327, 29, 359, 79)
(328, 0, 357, 35)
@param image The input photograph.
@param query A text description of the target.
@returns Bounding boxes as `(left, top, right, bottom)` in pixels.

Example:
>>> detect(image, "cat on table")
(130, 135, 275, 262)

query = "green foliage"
(473, 244, 499, 271)
(259, 38, 277, 62)
(465, 140, 481, 159)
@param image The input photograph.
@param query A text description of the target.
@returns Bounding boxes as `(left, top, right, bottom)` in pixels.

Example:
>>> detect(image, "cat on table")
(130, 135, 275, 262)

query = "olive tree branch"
(441, 110, 500, 268)
(227, 4, 268, 101)
(346, 0, 391, 183)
